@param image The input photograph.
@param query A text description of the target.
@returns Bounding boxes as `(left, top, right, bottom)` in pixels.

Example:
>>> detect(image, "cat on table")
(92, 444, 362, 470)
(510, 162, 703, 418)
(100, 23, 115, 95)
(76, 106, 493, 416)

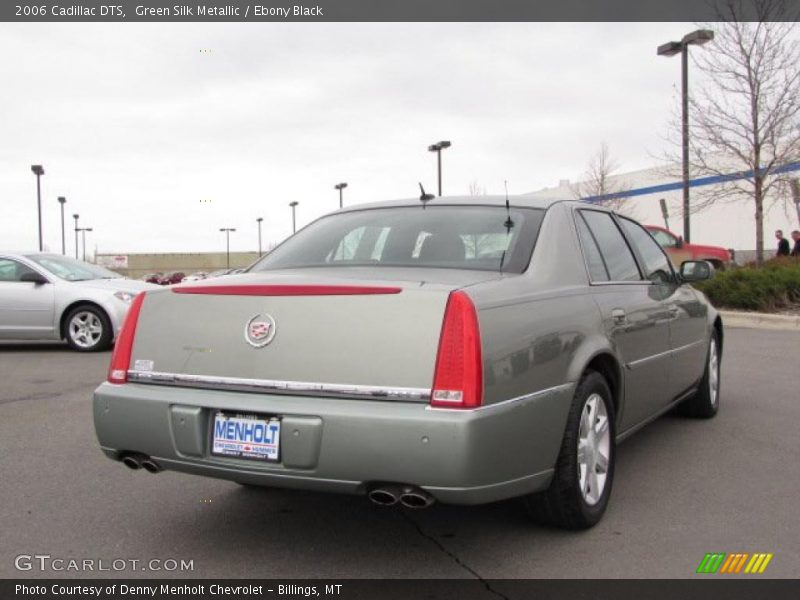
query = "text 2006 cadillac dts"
(94, 196, 722, 529)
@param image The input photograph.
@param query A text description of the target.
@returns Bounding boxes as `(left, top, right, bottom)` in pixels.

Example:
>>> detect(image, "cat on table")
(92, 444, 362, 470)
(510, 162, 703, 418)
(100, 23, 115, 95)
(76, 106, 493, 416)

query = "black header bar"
(2, 0, 794, 23)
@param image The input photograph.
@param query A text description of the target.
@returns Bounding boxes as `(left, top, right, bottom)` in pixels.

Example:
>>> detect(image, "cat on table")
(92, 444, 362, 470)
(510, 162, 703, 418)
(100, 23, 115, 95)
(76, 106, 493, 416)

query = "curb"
(719, 310, 800, 331)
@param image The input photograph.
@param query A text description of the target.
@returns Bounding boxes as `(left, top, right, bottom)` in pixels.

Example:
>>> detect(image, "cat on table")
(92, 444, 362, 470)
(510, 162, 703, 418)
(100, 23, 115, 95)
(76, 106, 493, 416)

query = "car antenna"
(499, 180, 514, 273)
(419, 183, 435, 205)
(503, 180, 514, 232)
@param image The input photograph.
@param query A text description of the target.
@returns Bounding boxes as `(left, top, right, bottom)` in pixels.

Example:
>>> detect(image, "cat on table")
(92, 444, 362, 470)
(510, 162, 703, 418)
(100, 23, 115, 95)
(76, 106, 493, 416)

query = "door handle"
(611, 309, 627, 326)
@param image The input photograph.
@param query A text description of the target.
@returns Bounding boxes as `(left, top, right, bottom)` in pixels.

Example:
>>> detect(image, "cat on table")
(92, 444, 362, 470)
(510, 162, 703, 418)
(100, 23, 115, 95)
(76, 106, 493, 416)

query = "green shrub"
(693, 257, 800, 312)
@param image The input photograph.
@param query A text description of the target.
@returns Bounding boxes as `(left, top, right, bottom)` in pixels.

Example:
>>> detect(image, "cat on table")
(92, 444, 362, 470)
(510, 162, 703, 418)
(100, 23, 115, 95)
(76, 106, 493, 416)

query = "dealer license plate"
(211, 411, 280, 462)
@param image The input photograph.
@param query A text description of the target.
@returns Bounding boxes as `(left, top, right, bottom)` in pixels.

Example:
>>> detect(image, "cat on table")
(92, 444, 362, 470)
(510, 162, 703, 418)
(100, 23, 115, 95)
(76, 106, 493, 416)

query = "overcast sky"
(1, 22, 708, 255)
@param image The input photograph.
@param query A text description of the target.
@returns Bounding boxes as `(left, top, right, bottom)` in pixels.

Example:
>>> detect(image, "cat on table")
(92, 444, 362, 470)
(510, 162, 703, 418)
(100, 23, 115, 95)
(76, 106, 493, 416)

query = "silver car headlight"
(114, 291, 135, 303)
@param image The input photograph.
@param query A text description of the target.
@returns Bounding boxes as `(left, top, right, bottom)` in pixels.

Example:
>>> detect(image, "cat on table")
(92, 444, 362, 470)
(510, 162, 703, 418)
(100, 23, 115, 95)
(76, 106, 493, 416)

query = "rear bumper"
(93, 381, 574, 505)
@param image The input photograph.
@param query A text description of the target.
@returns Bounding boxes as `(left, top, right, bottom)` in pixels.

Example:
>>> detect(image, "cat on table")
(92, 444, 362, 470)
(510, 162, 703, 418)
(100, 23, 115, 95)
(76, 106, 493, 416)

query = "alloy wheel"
(708, 338, 719, 408)
(577, 393, 611, 506)
(68, 311, 103, 349)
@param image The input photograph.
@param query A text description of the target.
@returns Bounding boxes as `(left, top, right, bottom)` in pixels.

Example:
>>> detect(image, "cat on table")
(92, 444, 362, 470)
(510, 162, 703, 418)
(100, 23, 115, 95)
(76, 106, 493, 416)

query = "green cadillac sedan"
(94, 196, 722, 529)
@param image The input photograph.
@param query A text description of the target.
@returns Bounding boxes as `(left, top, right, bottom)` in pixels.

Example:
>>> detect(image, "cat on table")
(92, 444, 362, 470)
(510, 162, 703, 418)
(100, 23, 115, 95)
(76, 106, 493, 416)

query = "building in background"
(525, 161, 800, 263)
(96, 252, 260, 279)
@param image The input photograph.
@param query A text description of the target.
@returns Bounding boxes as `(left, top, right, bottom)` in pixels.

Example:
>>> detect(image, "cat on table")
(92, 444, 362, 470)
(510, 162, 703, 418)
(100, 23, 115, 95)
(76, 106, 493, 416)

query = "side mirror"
(675, 236, 684, 249)
(20, 272, 49, 285)
(680, 260, 714, 282)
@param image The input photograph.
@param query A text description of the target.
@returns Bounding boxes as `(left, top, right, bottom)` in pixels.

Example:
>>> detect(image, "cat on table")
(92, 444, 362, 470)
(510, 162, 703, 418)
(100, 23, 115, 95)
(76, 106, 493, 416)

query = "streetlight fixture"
(334, 182, 348, 209)
(289, 201, 299, 234)
(31, 165, 45, 251)
(658, 29, 714, 243)
(77, 227, 93, 262)
(220, 227, 236, 269)
(427, 141, 451, 197)
(256, 217, 263, 257)
(57, 196, 67, 255)
(72, 214, 80, 259)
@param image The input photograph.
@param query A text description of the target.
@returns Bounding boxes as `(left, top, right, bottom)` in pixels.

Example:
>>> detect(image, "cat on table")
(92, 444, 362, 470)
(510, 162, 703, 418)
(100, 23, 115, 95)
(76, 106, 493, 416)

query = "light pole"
(77, 227, 93, 262)
(57, 196, 67, 255)
(31, 165, 45, 251)
(73, 214, 80, 259)
(658, 29, 714, 243)
(289, 201, 299, 234)
(220, 228, 236, 269)
(334, 182, 348, 209)
(427, 141, 451, 197)
(256, 217, 263, 257)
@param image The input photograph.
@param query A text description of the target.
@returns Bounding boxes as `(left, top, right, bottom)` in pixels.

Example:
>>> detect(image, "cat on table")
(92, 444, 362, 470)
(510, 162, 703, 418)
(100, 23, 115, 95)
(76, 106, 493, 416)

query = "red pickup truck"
(645, 225, 732, 270)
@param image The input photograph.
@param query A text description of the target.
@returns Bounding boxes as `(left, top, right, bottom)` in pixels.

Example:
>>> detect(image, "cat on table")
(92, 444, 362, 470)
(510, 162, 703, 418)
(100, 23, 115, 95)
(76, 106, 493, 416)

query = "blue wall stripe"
(582, 161, 800, 203)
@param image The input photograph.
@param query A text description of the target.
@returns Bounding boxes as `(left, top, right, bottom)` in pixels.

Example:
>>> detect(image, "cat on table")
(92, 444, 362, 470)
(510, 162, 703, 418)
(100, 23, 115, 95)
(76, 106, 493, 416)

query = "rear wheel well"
(584, 353, 621, 416)
(60, 301, 110, 340)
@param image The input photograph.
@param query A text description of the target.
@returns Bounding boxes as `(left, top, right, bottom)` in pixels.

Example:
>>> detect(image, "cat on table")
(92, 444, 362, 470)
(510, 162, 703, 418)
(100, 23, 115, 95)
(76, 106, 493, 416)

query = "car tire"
(676, 330, 720, 419)
(524, 370, 616, 530)
(64, 305, 113, 352)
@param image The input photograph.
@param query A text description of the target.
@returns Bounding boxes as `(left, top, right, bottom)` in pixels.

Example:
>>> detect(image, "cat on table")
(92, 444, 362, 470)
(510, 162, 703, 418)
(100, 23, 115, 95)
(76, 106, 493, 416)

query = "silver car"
(93, 197, 721, 529)
(0, 252, 157, 351)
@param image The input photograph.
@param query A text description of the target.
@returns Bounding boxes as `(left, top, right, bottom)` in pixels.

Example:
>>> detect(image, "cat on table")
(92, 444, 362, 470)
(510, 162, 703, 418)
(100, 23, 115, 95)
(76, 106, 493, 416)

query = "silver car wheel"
(68, 311, 103, 349)
(577, 393, 610, 506)
(708, 338, 719, 408)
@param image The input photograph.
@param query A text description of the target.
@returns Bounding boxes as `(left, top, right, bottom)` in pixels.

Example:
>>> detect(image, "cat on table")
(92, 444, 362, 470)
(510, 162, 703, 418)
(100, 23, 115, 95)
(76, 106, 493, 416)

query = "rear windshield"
(251, 206, 544, 274)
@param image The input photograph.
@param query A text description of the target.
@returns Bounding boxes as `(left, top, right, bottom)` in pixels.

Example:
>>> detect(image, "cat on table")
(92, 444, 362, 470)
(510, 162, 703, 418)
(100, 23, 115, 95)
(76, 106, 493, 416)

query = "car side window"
(650, 228, 677, 248)
(575, 214, 610, 282)
(579, 211, 642, 282)
(620, 219, 675, 285)
(0, 258, 36, 282)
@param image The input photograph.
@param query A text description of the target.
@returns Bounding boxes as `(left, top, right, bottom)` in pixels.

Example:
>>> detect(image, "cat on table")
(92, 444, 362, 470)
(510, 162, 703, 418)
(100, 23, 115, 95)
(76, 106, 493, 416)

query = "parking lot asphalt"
(0, 328, 798, 580)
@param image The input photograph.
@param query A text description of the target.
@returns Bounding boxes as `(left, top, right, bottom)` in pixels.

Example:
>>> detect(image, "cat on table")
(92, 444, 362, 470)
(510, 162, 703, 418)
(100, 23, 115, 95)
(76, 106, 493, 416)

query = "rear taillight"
(431, 291, 483, 409)
(107, 292, 146, 384)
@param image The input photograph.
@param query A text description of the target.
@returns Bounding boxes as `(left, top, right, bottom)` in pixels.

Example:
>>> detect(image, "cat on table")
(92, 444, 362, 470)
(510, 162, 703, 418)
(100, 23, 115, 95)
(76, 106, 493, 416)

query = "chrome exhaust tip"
(399, 487, 435, 509)
(140, 459, 162, 474)
(121, 455, 141, 470)
(367, 486, 400, 506)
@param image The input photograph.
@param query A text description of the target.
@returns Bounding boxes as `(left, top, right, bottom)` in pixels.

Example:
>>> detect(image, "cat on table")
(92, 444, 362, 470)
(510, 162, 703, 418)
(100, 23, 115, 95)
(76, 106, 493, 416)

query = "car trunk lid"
(126, 270, 500, 401)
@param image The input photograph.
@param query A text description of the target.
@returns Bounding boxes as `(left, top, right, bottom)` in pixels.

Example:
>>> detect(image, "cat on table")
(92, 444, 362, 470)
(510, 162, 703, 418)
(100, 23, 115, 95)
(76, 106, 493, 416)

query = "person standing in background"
(776, 230, 790, 257)
(791, 230, 800, 257)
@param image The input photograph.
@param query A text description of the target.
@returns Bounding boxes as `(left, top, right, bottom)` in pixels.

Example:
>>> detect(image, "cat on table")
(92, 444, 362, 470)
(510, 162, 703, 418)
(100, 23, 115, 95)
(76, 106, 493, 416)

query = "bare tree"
(468, 179, 487, 196)
(572, 143, 634, 215)
(682, 0, 800, 265)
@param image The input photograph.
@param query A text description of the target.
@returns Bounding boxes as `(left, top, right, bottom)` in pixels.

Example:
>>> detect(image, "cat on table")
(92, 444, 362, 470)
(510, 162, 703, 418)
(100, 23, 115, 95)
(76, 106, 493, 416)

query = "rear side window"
(620, 218, 675, 285)
(575, 215, 609, 282)
(579, 211, 641, 282)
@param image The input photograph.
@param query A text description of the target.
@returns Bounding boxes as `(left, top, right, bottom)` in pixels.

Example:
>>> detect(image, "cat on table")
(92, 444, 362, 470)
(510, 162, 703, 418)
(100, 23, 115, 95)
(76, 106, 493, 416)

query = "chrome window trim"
(127, 370, 431, 401)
